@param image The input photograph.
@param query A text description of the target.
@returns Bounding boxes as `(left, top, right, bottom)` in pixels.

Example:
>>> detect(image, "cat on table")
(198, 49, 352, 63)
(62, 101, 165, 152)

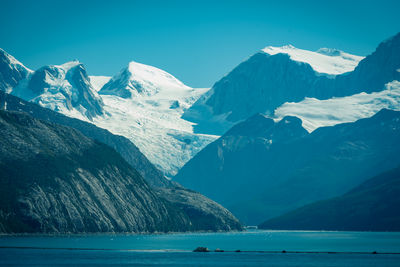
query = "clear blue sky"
(1, 0, 399, 87)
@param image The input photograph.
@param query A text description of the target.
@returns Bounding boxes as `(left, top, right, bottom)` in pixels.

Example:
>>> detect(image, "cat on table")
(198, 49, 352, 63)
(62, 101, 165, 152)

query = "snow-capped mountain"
(99, 61, 191, 99)
(184, 32, 400, 135)
(93, 61, 215, 176)
(0, 48, 32, 92)
(0, 50, 214, 177)
(9, 60, 104, 121)
(1, 32, 398, 179)
(183, 47, 363, 134)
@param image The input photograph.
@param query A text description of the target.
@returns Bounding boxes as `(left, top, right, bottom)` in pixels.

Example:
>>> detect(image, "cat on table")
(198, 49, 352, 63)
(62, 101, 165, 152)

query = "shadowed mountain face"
(0, 90, 170, 188)
(259, 166, 400, 231)
(0, 110, 178, 233)
(184, 32, 400, 132)
(175, 109, 400, 225)
(0, 110, 242, 233)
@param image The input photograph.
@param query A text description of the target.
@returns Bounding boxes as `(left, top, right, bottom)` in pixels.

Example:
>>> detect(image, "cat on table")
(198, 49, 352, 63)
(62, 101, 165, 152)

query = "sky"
(1, 0, 399, 88)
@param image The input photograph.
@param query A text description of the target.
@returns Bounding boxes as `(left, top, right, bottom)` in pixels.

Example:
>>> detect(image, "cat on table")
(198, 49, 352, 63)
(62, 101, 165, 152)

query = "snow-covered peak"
(127, 61, 188, 89)
(262, 45, 364, 75)
(55, 60, 82, 72)
(100, 60, 191, 99)
(0, 48, 33, 73)
(9, 60, 104, 121)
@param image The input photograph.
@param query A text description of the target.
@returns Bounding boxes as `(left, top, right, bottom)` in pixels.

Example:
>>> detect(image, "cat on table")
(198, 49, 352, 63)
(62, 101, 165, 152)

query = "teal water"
(1, 230, 400, 266)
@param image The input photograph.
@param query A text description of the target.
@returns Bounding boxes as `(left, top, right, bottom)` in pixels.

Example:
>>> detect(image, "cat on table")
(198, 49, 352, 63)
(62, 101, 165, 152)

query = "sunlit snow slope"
(93, 61, 216, 177)
(274, 81, 400, 132)
(89, 76, 111, 91)
(262, 45, 364, 75)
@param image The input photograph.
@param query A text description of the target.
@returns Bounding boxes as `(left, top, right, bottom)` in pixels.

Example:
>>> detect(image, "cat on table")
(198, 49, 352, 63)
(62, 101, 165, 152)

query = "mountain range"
(175, 109, 400, 224)
(1, 31, 399, 232)
(184, 32, 400, 135)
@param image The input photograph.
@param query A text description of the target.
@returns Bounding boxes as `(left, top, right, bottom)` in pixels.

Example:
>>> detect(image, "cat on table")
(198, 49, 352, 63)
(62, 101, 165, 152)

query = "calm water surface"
(1, 230, 399, 266)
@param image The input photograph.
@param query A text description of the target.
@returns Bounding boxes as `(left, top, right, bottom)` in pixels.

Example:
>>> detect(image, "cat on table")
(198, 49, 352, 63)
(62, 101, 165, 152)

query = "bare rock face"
(0, 109, 243, 233)
(0, 110, 175, 233)
(156, 187, 242, 231)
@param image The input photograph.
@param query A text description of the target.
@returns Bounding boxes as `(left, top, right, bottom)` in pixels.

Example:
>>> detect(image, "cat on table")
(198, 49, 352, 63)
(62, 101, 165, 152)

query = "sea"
(0, 230, 399, 266)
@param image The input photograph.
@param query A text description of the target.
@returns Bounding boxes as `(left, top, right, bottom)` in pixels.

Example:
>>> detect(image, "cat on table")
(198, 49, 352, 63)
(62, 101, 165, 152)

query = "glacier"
(93, 61, 217, 177)
(274, 81, 400, 132)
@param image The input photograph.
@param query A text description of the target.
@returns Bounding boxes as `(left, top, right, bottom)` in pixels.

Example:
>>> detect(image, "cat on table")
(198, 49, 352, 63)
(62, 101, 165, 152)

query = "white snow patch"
(0, 48, 33, 73)
(89, 76, 111, 91)
(262, 45, 364, 75)
(274, 81, 400, 132)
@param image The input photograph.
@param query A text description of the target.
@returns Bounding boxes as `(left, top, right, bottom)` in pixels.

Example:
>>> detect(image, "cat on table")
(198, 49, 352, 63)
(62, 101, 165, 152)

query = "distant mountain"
(259, 166, 400, 231)
(99, 61, 191, 99)
(0, 51, 214, 177)
(175, 114, 309, 215)
(0, 110, 242, 233)
(94, 61, 213, 177)
(12, 61, 104, 121)
(0, 48, 32, 92)
(184, 32, 400, 134)
(0, 49, 105, 121)
(175, 109, 400, 224)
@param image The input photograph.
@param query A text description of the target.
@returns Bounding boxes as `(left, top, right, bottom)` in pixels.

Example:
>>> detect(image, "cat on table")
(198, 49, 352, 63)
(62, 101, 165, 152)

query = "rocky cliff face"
(0, 110, 178, 233)
(0, 97, 243, 233)
(156, 187, 242, 231)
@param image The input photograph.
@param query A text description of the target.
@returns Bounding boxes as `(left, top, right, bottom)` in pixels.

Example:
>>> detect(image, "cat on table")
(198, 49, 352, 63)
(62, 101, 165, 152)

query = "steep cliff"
(0, 110, 242, 233)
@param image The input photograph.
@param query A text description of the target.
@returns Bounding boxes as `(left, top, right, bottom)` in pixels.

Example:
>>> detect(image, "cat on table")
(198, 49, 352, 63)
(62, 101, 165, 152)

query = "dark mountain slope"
(259, 166, 400, 231)
(0, 90, 169, 188)
(0, 110, 242, 233)
(175, 109, 400, 224)
(0, 110, 180, 233)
